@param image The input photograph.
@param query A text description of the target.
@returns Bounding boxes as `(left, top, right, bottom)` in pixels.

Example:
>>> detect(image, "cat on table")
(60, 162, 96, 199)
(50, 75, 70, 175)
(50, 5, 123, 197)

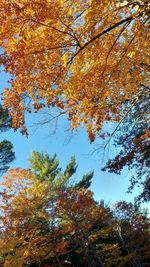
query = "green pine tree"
(29, 151, 60, 181)
(75, 171, 93, 189)
(29, 151, 93, 190)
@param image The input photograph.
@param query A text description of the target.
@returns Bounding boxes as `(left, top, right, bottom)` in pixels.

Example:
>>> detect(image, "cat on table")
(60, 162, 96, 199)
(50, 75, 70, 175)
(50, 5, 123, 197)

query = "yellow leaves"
(1, 0, 149, 140)
(58, 0, 63, 6)
(68, 7, 73, 16)
(23, 250, 29, 258)
(62, 53, 68, 67)
(0, 165, 99, 265)
(116, 0, 128, 8)
(127, 51, 136, 58)
(25, 29, 33, 40)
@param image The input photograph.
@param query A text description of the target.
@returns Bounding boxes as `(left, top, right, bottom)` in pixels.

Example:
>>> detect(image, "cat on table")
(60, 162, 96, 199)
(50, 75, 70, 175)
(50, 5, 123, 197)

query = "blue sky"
(0, 71, 147, 207)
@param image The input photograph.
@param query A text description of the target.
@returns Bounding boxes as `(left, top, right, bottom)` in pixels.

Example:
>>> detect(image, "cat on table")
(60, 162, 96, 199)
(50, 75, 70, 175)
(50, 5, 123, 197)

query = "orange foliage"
(0, 0, 149, 141)
(0, 168, 106, 266)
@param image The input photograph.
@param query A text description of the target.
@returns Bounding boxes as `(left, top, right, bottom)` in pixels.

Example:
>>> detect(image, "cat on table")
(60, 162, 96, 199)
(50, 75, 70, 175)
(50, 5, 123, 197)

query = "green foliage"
(0, 104, 15, 175)
(63, 156, 77, 179)
(0, 140, 15, 174)
(29, 151, 93, 190)
(29, 151, 60, 181)
(75, 171, 94, 189)
(0, 104, 11, 131)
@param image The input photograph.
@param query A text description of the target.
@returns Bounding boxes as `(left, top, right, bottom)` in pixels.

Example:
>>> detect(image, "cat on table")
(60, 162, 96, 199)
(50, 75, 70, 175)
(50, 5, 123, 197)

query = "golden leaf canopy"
(0, 0, 149, 140)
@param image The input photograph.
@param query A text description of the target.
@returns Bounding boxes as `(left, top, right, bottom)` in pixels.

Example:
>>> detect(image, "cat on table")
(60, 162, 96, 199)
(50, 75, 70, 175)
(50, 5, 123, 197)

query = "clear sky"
(0, 70, 147, 207)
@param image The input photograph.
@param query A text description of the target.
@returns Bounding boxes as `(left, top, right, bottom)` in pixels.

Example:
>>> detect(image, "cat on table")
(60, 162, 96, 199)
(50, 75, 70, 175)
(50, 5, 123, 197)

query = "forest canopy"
(0, 152, 149, 267)
(0, 0, 149, 140)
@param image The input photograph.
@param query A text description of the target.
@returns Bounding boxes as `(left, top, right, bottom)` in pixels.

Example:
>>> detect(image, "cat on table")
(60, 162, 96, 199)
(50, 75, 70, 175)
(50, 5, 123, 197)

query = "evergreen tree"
(0, 104, 15, 174)
(75, 171, 93, 190)
(29, 151, 93, 190)
(0, 104, 11, 131)
(29, 151, 60, 181)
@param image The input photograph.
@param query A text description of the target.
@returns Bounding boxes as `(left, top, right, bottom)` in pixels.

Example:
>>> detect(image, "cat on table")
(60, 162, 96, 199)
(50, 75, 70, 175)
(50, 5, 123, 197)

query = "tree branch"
(68, 16, 133, 64)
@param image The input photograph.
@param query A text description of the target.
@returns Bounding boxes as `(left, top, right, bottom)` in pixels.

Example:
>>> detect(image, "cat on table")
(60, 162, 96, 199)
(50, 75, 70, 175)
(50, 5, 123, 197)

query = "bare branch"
(103, 91, 145, 149)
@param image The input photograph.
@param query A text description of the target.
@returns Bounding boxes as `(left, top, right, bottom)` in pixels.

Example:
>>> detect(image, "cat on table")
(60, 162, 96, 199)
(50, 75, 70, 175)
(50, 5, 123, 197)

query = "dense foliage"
(0, 152, 149, 267)
(0, 0, 149, 140)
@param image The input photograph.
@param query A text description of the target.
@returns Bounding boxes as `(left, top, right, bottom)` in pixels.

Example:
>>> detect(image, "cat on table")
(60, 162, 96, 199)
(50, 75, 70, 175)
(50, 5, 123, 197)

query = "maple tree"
(0, 0, 149, 141)
(0, 104, 15, 174)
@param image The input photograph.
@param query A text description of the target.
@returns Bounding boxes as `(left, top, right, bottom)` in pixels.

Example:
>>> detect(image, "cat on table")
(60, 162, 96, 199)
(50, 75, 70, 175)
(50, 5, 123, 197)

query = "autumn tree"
(0, 0, 149, 141)
(102, 85, 150, 204)
(0, 152, 102, 267)
(113, 201, 150, 266)
(0, 104, 15, 174)
(64, 199, 128, 267)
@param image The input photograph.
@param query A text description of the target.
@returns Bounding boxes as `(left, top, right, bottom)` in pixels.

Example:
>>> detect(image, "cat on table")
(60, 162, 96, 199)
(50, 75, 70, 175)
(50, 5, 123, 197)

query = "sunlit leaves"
(0, 0, 149, 141)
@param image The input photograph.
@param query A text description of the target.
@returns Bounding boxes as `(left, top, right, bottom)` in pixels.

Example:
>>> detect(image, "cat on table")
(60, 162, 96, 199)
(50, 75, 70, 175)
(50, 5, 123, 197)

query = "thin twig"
(103, 92, 144, 149)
